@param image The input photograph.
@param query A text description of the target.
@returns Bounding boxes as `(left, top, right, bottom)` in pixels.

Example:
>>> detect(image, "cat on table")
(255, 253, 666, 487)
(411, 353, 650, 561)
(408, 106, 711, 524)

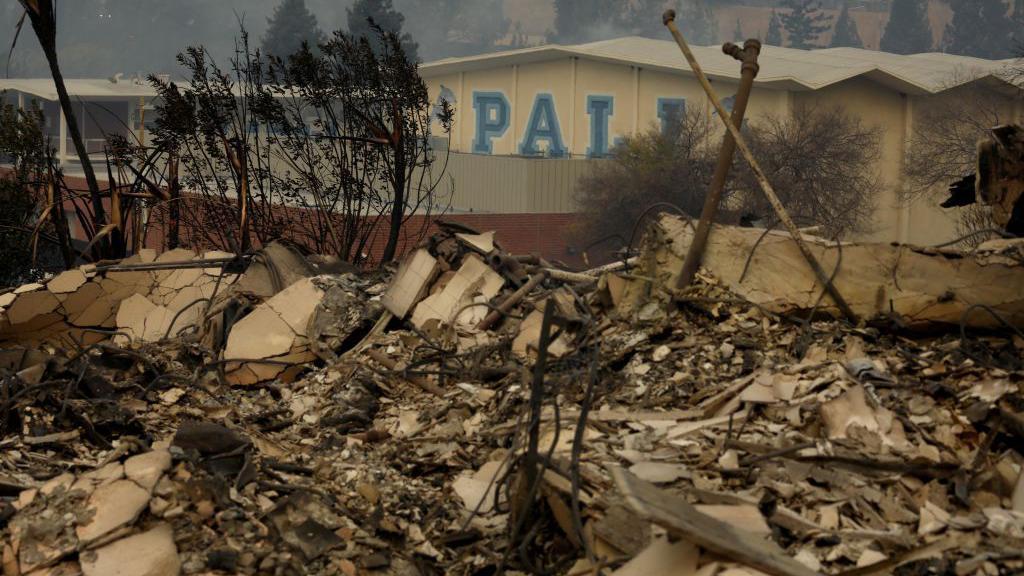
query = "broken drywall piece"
(382, 249, 439, 318)
(820, 385, 910, 450)
(512, 307, 572, 359)
(628, 462, 691, 484)
(452, 460, 507, 515)
(75, 479, 151, 545)
(612, 467, 818, 576)
(0, 292, 16, 307)
(13, 283, 43, 295)
(455, 231, 496, 254)
(411, 254, 504, 329)
(694, 504, 772, 537)
(47, 269, 88, 294)
(81, 523, 180, 576)
(611, 537, 699, 576)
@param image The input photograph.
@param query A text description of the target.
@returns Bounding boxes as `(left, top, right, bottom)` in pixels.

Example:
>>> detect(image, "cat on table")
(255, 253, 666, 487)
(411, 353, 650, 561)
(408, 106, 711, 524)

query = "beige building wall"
(425, 56, 1020, 245)
(791, 76, 909, 243)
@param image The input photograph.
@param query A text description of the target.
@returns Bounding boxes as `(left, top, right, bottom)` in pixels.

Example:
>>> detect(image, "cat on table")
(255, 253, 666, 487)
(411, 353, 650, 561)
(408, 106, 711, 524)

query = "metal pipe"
(476, 271, 548, 331)
(662, 10, 857, 322)
(676, 39, 761, 290)
(93, 256, 250, 273)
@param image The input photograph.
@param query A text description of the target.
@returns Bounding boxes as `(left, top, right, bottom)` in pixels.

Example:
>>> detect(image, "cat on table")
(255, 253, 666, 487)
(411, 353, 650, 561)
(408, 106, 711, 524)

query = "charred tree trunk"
(20, 1, 107, 255)
(167, 151, 181, 249)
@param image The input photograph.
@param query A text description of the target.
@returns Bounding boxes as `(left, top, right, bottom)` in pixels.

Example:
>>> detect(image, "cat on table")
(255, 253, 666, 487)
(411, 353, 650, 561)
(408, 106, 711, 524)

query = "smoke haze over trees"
(2, 0, 1022, 79)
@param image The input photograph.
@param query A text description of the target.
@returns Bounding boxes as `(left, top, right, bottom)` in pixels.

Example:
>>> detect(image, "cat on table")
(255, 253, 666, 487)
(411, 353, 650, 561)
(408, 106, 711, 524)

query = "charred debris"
(0, 214, 1021, 576)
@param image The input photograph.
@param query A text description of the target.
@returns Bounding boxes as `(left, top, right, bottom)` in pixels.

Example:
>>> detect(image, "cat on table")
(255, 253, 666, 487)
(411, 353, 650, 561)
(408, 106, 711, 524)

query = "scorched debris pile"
(0, 220, 1022, 576)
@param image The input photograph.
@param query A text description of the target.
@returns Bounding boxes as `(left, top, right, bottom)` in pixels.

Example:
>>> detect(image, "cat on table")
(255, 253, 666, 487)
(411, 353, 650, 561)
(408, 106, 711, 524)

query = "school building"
(421, 36, 1020, 253)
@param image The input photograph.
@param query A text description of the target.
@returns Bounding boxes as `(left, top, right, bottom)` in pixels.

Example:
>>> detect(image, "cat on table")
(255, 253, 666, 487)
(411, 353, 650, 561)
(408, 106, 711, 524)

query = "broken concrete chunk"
(62, 282, 112, 326)
(141, 306, 174, 343)
(223, 306, 297, 363)
(124, 450, 172, 493)
(6, 290, 60, 325)
(81, 523, 180, 576)
(382, 249, 438, 318)
(13, 283, 43, 295)
(160, 268, 203, 291)
(627, 216, 1024, 329)
(75, 479, 151, 545)
(46, 269, 88, 294)
(115, 294, 156, 342)
(265, 277, 324, 337)
(0, 292, 16, 307)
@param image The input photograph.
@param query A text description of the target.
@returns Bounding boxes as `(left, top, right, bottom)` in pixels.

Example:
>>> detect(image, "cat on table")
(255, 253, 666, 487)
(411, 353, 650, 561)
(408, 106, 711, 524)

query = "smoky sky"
(0, 1, 858, 79)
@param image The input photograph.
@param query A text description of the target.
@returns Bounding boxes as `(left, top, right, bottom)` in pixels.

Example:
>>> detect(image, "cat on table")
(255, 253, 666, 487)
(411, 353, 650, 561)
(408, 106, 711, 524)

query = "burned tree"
(150, 24, 452, 264)
(149, 34, 286, 254)
(264, 24, 453, 263)
(571, 108, 718, 255)
(573, 102, 881, 258)
(903, 82, 1019, 243)
(733, 103, 882, 238)
(13, 0, 107, 256)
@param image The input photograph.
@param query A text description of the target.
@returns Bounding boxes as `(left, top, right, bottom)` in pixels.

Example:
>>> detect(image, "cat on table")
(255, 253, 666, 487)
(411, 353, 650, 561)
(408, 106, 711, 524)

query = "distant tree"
(880, 0, 932, 54)
(829, 2, 863, 48)
(766, 8, 784, 45)
(622, 0, 669, 39)
(943, 0, 1014, 59)
(347, 0, 418, 61)
(397, 0, 509, 60)
(678, 0, 718, 46)
(262, 0, 325, 60)
(779, 0, 831, 49)
(552, 0, 618, 43)
(1014, 0, 1024, 44)
(734, 18, 744, 41)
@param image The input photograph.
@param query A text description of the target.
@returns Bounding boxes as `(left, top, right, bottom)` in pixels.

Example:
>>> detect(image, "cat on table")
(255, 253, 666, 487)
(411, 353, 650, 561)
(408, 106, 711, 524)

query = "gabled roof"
(0, 78, 159, 100)
(420, 36, 1018, 95)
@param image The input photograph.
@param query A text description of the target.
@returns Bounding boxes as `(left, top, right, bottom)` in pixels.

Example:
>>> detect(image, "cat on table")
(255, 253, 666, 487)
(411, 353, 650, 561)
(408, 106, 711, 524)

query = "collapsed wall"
(0, 248, 238, 348)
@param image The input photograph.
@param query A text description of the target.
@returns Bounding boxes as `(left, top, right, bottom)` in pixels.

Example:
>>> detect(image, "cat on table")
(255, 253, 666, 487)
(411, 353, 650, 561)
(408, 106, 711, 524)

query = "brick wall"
(45, 173, 586, 268)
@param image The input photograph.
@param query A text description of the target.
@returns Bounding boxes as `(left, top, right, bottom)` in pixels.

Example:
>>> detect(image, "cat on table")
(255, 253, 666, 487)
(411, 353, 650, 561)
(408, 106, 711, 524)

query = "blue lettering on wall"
(519, 93, 567, 157)
(472, 91, 510, 154)
(657, 98, 686, 133)
(586, 95, 614, 158)
(722, 94, 736, 115)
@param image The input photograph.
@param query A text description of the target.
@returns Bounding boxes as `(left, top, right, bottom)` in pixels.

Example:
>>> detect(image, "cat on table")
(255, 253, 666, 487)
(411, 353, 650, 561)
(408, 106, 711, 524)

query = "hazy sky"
(0, 1, 972, 79)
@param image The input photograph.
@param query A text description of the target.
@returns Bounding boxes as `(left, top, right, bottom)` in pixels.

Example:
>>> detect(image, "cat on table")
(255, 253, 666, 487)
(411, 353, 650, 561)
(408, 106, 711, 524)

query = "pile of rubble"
(0, 220, 1022, 575)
